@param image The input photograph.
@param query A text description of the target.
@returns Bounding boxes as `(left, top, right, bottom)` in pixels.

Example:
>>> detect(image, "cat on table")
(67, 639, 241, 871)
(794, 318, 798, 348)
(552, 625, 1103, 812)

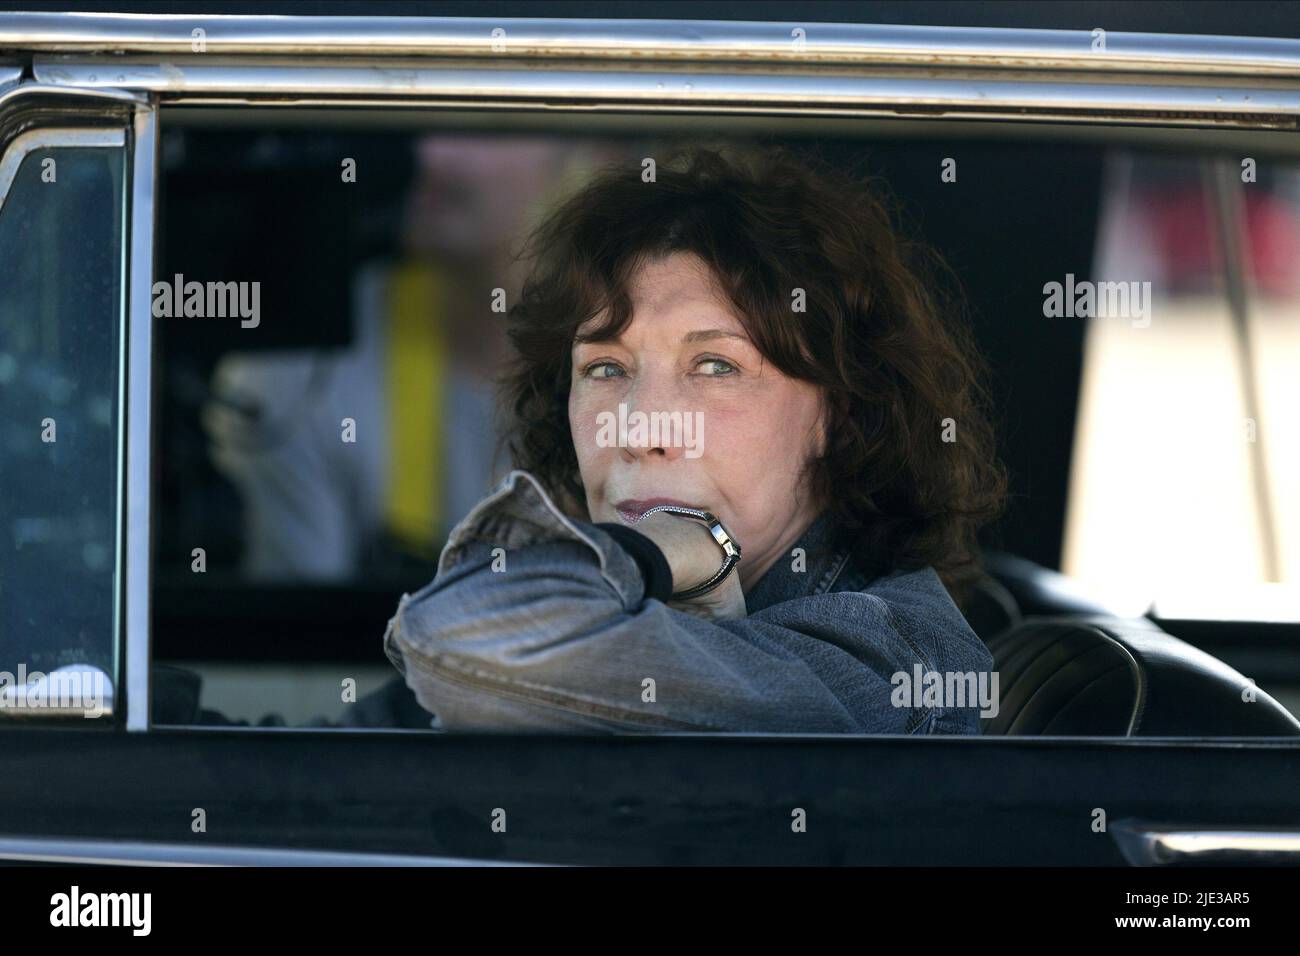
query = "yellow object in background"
(383, 260, 444, 559)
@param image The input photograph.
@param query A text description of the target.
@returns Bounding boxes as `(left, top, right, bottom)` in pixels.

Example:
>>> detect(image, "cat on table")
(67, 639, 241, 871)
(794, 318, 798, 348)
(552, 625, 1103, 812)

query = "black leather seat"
(961, 551, 1124, 642)
(982, 551, 1120, 618)
(961, 573, 1022, 641)
(982, 615, 1300, 736)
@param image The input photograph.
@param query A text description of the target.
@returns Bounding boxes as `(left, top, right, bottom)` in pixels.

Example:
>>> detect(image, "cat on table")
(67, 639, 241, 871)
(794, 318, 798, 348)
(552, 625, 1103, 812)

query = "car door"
(0, 11, 1297, 875)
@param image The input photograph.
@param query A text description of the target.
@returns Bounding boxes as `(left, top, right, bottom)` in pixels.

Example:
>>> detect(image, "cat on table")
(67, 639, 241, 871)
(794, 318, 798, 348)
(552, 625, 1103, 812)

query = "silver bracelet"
(635, 505, 742, 600)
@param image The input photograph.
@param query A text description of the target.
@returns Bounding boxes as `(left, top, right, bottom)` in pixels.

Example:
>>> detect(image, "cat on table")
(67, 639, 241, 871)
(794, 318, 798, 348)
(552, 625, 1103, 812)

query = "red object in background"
(1142, 186, 1300, 298)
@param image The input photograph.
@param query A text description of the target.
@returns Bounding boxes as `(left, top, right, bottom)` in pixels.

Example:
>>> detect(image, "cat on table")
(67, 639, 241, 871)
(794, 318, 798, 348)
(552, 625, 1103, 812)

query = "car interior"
(144, 109, 1300, 736)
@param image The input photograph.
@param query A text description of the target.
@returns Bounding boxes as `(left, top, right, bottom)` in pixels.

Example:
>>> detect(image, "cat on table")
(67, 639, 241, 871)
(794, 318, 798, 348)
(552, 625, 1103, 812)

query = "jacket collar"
(743, 511, 856, 613)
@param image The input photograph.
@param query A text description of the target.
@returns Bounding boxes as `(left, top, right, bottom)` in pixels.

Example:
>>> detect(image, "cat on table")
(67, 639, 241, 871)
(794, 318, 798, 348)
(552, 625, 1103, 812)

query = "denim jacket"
(382, 470, 996, 734)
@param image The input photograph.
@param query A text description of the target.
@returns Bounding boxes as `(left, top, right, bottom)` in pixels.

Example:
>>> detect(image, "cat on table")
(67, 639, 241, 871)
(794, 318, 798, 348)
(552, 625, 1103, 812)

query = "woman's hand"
(632, 512, 747, 621)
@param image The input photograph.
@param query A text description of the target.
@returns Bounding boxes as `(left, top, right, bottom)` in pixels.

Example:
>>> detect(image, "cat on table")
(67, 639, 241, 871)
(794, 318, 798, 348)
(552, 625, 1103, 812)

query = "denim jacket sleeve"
(382, 470, 994, 735)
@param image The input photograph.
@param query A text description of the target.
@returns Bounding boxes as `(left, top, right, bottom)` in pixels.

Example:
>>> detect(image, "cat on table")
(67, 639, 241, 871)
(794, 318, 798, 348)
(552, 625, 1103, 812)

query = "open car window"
(145, 112, 1300, 735)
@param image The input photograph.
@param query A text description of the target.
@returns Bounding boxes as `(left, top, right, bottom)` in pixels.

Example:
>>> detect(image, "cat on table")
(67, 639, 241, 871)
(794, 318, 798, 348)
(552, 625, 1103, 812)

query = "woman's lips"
(614, 497, 698, 523)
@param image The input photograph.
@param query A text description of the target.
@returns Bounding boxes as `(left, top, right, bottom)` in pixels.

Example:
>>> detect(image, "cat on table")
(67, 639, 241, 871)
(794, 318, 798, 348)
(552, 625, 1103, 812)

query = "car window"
(0, 129, 127, 718)
(145, 113, 1300, 733)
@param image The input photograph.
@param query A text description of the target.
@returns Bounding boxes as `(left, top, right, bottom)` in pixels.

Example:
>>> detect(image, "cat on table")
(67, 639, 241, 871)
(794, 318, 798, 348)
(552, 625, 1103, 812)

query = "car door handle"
(1111, 819, 1300, 865)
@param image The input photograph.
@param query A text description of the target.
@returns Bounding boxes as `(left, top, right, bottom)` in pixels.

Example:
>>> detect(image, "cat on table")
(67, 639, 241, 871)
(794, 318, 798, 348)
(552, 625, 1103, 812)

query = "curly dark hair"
(499, 143, 1008, 607)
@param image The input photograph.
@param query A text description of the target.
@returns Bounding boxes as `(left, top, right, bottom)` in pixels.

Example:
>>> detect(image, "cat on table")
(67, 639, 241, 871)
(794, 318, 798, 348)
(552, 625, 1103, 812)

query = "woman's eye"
(696, 357, 737, 376)
(584, 361, 626, 380)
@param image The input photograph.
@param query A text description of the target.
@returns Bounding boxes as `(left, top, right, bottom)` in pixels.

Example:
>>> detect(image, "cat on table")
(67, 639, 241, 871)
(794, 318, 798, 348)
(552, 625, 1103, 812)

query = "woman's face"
(569, 251, 826, 591)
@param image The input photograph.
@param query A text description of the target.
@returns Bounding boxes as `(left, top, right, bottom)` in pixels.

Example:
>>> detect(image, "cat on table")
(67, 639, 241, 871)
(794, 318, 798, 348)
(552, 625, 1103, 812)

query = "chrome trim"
(3, 14, 1300, 76)
(6, 14, 1298, 127)
(0, 836, 552, 866)
(26, 61, 1300, 128)
(0, 126, 123, 216)
(124, 104, 157, 733)
(0, 80, 148, 108)
(1111, 820, 1300, 865)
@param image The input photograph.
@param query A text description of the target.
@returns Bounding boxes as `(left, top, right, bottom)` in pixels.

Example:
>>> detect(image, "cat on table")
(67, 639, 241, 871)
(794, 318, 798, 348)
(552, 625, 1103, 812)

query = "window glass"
(0, 139, 126, 716)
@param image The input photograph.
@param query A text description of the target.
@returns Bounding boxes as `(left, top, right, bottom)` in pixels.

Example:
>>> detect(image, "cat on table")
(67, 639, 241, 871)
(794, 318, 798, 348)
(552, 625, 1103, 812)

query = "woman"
(382, 145, 1008, 734)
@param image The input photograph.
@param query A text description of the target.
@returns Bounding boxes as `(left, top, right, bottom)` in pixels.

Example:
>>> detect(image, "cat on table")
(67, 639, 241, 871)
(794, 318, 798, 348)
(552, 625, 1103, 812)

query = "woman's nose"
(620, 372, 692, 462)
